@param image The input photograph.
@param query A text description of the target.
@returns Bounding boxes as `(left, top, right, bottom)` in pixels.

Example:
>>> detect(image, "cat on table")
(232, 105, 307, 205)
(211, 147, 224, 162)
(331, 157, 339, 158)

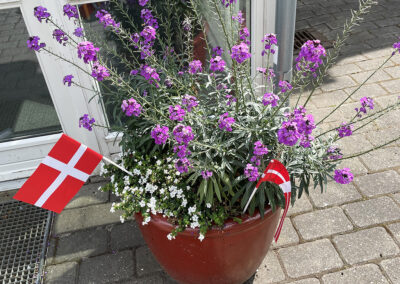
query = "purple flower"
(140, 26, 156, 43)
(212, 46, 223, 56)
(173, 124, 194, 144)
(393, 38, 400, 55)
(210, 56, 226, 72)
(239, 27, 250, 44)
(34, 6, 50, 23)
(131, 33, 140, 45)
(73, 27, 84, 37)
(231, 42, 251, 64)
(295, 40, 326, 76)
(262, 92, 279, 107)
(52, 29, 68, 45)
(182, 95, 198, 112)
(201, 171, 213, 180)
(140, 65, 160, 86)
(174, 144, 191, 158)
(164, 78, 173, 88)
(151, 125, 169, 144)
(253, 141, 269, 156)
(218, 113, 235, 132)
(244, 164, 259, 182)
(267, 69, 276, 80)
(79, 114, 95, 131)
(169, 105, 186, 121)
(95, 10, 120, 31)
(277, 121, 300, 146)
(139, 0, 149, 6)
(232, 10, 244, 24)
(130, 69, 138, 75)
(27, 36, 46, 51)
(175, 158, 190, 173)
(141, 9, 158, 29)
(225, 94, 237, 106)
(257, 67, 266, 74)
(327, 146, 343, 160)
(121, 98, 142, 117)
(337, 123, 353, 138)
(188, 60, 203, 74)
(334, 168, 354, 184)
(355, 96, 374, 117)
(297, 114, 315, 135)
(279, 81, 292, 93)
(261, 33, 277, 55)
(221, 0, 237, 7)
(300, 135, 314, 148)
(182, 18, 192, 32)
(63, 4, 79, 20)
(77, 41, 99, 64)
(63, 75, 74, 87)
(91, 63, 110, 81)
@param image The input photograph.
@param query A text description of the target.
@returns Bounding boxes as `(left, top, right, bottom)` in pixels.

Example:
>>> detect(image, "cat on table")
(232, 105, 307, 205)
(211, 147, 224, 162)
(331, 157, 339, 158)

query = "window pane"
(0, 8, 62, 143)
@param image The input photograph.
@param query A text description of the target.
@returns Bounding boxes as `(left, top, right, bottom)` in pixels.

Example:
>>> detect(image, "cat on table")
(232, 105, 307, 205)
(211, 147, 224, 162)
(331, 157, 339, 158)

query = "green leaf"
(198, 179, 207, 204)
(212, 176, 222, 202)
(206, 179, 214, 204)
(258, 187, 266, 218)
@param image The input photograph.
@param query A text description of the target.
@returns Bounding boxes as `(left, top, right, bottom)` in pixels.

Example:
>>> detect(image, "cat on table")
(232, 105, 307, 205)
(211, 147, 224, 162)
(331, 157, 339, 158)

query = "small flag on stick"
(13, 134, 131, 213)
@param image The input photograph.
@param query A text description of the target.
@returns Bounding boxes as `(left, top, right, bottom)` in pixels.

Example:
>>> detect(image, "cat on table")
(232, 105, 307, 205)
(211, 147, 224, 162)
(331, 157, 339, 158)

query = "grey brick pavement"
(44, 0, 400, 283)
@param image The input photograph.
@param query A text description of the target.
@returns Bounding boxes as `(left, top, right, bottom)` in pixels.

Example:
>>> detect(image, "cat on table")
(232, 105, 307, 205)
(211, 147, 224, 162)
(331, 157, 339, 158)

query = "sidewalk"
(44, 0, 400, 283)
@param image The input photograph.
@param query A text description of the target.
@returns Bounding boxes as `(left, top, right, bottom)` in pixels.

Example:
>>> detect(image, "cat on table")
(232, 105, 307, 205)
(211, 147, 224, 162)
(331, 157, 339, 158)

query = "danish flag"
(13, 134, 103, 213)
(243, 159, 291, 242)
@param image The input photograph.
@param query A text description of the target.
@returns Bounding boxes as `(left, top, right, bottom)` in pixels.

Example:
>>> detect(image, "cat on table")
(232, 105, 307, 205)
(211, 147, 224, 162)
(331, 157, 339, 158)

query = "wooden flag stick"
(102, 156, 133, 176)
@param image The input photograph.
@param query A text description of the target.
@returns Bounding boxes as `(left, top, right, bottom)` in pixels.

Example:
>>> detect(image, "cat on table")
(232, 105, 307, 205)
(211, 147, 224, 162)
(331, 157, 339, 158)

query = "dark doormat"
(0, 200, 52, 283)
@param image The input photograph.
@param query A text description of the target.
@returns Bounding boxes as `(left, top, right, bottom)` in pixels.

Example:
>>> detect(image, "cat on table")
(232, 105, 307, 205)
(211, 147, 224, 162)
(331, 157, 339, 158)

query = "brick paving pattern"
(44, 0, 400, 283)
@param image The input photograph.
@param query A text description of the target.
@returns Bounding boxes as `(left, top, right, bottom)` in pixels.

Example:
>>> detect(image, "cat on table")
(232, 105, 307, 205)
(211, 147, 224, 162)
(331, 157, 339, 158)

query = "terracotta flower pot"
(135, 206, 281, 284)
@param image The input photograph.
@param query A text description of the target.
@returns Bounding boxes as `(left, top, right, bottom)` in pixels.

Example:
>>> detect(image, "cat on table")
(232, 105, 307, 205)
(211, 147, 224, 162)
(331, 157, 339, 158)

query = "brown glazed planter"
(135, 207, 281, 284)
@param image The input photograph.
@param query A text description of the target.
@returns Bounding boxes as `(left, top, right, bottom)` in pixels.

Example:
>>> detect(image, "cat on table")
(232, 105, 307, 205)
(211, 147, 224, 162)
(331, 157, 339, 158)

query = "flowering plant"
(29, 0, 400, 240)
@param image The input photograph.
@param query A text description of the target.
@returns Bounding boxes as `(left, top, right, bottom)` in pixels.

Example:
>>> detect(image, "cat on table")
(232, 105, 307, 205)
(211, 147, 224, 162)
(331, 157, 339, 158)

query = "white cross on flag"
(13, 134, 103, 213)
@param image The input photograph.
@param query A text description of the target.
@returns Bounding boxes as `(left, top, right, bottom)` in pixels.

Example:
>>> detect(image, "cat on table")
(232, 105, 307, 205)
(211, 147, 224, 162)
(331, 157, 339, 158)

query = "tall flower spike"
(79, 114, 95, 131)
(34, 6, 50, 23)
(63, 4, 79, 20)
(27, 36, 46, 51)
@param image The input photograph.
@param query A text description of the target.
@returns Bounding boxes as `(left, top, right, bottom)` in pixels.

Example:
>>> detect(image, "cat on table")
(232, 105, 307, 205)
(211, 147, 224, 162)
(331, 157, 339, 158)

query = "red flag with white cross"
(13, 134, 103, 213)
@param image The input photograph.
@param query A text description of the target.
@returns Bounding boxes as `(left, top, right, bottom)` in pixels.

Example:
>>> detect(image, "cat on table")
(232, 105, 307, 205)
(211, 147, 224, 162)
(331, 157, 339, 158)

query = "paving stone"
(271, 219, 299, 248)
(65, 182, 109, 209)
(366, 128, 400, 148)
(362, 47, 394, 60)
(354, 171, 400, 197)
(342, 197, 400, 227)
(136, 246, 163, 277)
(328, 63, 362, 77)
(288, 279, 320, 284)
(288, 195, 313, 216)
(337, 157, 368, 176)
(309, 182, 362, 208)
(45, 262, 78, 284)
(356, 57, 395, 71)
(321, 76, 357, 92)
(344, 83, 388, 101)
(387, 222, 400, 243)
(310, 90, 349, 108)
(393, 193, 400, 204)
(322, 263, 389, 284)
(337, 134, 373, 155)
(384, 65, 400, 79)
(360, 147, 400, 172)
(351, 69, 392, 84)
(54, 203, 121, 234)
(120, 275, 166, 284)
(54, 228, 108, 263)
(333, 227, 399, 265)
(253, 251, 285, 284)
(278, 239, 343, 278)
(380, 257, 400, 283)
(293, 207, 353, 240)
(111, 221, 146, 251)
(381, 79, 400, 93)
(46, 238, 57, 266)
(336, 55, 368, 65)
(78, 250, 134, 283)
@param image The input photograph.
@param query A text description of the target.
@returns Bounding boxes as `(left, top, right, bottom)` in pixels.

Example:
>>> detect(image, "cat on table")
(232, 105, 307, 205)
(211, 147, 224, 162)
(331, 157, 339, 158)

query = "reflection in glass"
(0, 8, 61, 142)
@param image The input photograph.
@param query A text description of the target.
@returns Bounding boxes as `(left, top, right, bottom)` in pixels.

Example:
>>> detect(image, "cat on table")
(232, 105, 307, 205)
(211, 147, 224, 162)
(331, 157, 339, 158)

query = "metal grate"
(0, 200, 52, 284)
(294, 29, 333, 53)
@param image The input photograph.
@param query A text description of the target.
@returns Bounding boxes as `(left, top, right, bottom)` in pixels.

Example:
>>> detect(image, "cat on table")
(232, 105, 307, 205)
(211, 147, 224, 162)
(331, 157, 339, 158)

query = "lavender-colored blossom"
(63, 75, 74, 87)
(188, 60, 203, 74)
(173, 124, 194, 144)
(300, 135, 314, 148)
(334, 168, 354, 184)
(138, 0, 149, 6)
(169, 105, 186, 121)
(175, 158, 190, 173)
(239, 27, 250, 44)
(393, 38, 400, 55)
(140, 65, 160, 86)
(140, 9, 158, 29)
(164, 78, 173, 88)
(96, 9, 121, 31)
(267, 69, 276, 80)
(182, 17, 192, 32)
(182, 95, 198, 112)
(140, 26, 156, 43)
(27, 36, 46, 51)
(261, 33, 277, 55)
(91, 63, 109, 81)
(63, 4, 79, 20)
(174, 144, 191, 158)
(73, 27, 84, 37)
(121, 98, 142, 117)
(262, 92, 279, 107)
(277, 121, 300, 146)
(295, 40, 326, 76)
(52, 29, 68, 45)
(79, 114, 95, 131)
(327, 146, 343, 160)
(77, 41, 99, 63)
(355, 96, 374, 117)
(212, 46, 223, 56)
(131, 33, 140, 45)
(34, 6, 50, 23)
(221, 0, 237, 7)
(140, 45, 154, 59)
(201, 171, 213, 180)
(337, 123, 353, 138)
(257, 67, 266, 74)
(151, 125, 169, 145)
(244, 164, 259, 182)
(225, 94, 237, 106)
(232, 10, 244, 24)
(130, 69, 138, 75)
(279, 80, 292, 93)
(210, 56, 226, 72)
(253, 141, 269, 156)
(297, 114, 315, 135)
(231, 42, 251, 64)
(218, 113, 235, 132)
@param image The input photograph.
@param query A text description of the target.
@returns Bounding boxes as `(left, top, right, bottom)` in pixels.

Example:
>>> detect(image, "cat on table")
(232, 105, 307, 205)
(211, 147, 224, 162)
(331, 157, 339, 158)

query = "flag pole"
(102, 156, 133, 176)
